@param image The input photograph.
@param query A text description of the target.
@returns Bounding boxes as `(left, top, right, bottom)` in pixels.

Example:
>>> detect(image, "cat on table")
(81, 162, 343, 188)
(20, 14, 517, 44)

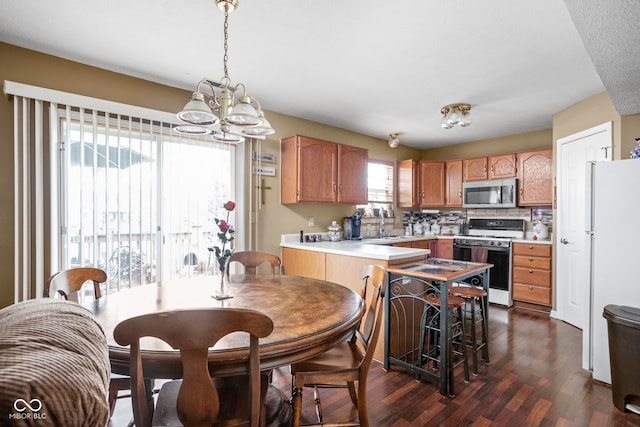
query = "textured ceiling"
(0, 1, 634, 149)
(563, 0, 640, 116)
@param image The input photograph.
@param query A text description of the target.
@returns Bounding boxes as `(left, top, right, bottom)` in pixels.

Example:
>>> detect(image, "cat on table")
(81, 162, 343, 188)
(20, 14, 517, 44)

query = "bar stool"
(449, 283, 489, 375)
(418, 292, 469, 396)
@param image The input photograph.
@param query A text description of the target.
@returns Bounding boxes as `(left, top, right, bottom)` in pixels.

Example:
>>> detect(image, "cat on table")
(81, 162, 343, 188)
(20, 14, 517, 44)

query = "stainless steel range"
(453, 219, 525, 306)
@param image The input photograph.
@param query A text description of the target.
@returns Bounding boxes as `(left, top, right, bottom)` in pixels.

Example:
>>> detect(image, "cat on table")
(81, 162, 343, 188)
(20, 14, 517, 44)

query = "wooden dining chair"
(228, 251, 282, 275)
(113, 308, 274, 427)
(44, 267, 131, 417)
(290, 264, 387, 427)
(45, 267, 106, 301)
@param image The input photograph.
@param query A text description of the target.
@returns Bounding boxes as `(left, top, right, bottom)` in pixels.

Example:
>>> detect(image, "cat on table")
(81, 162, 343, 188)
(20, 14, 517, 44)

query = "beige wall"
(552, 92, 622, 159)
(0, 42, 193, 308)
(0, 42, 422, 307)
(423, 128, 553, 161)
(2, 42, 638, 309)
(621, 113, 640, 158)
(250, 116, 422, 262)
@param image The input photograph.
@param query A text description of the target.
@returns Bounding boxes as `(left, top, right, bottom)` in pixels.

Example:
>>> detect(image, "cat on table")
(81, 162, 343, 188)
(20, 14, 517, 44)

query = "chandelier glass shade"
(441, 103, 472, 129)
(388, 133, 400, 148)
(175, 0, 274, 141)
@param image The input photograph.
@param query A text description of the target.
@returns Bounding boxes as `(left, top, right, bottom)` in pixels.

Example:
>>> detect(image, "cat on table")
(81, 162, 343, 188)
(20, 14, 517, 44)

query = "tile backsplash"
(401, 207, 553, 234)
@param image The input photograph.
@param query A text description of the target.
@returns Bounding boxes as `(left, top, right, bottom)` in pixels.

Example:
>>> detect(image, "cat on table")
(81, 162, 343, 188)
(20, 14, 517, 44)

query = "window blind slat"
(368, 161, 394, 203)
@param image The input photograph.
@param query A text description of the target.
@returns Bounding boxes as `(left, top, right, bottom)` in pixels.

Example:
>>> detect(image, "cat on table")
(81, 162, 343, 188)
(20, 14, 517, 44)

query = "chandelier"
(440, 103, 472, 129)
(175, 0, 274, 142)
(388, 133, 400, 148)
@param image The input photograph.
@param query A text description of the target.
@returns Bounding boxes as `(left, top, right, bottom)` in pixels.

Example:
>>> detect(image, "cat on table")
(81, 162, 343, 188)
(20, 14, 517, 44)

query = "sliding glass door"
(58, 108, 237, 293)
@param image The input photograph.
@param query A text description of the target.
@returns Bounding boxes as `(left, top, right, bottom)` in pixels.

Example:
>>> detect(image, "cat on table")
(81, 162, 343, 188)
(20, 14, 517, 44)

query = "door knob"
(560, 238, 568, 244)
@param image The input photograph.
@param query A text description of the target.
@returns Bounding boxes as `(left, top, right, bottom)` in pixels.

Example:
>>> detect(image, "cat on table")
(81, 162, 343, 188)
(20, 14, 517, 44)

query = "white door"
(556, 122, 611, 330)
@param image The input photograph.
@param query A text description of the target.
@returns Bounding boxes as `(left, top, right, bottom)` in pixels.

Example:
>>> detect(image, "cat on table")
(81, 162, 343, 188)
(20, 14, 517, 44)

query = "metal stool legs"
(417, 294, 469, 396)
(450, 284, 490, 375)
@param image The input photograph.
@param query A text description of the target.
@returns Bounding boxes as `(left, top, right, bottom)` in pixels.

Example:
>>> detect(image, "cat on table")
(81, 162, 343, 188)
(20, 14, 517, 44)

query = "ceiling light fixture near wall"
(440, 103, 472, 129)
(174, 0, 275, 141)
(388, 133, 400, 148)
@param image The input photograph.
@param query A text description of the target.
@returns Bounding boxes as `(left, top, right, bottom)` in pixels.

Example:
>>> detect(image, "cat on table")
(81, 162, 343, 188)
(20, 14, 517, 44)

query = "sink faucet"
(379, 209, 385, 237)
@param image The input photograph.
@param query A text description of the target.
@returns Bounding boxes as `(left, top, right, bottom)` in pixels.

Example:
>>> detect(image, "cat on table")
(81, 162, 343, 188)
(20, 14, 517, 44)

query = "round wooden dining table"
(83, 274, 365, 379)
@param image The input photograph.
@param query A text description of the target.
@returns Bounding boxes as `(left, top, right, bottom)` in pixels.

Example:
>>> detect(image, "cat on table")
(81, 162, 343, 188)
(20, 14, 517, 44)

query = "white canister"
(413, 222, 424, 235)
(431, 222, 441, 235)
(533, 221, 549, 240)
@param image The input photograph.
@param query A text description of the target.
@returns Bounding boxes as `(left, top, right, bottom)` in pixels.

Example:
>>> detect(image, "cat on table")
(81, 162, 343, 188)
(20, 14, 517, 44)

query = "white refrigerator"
(585, 159, 640, 384)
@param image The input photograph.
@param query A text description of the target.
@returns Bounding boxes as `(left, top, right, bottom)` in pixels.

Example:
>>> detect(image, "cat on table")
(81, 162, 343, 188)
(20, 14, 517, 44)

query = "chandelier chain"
(223, 10, 230, 81)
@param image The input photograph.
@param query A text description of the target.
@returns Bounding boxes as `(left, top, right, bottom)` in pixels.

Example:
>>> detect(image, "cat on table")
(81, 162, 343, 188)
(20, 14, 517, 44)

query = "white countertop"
(512, 237, 552, 245)
(280, 233, 551, 262)
(280, 234, 430, 261)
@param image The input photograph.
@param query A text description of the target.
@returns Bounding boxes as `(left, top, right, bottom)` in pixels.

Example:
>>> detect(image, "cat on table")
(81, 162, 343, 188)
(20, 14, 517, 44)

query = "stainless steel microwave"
(462, 178, 517, 208)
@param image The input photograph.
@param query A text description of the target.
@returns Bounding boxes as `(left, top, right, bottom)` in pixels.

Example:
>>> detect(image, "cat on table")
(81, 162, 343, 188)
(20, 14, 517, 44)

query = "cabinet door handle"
(529, 257, 533, 261)
(528, 245, 533, 249)
(529, 286, 533, 290)
(333, 183, 337, 193)
(529, 269, 533, 273)
(339, 183, 343, 193)
(520, 188, 524, 196)
(458, 191, 462, 198)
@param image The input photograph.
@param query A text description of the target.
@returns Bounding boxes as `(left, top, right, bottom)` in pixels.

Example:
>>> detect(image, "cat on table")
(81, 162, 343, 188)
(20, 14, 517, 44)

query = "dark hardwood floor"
(110, 305, 640, 426)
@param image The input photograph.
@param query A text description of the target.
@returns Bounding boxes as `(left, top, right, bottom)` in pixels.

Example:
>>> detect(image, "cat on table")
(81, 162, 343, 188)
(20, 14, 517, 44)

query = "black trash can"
(603, 305, 640, 414)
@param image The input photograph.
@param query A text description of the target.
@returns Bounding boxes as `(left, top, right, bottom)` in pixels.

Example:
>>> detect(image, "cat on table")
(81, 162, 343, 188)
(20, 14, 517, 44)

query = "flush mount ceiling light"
(440, 103, 472, 129)
(388, 133, 400, 148)
(174, 0, 274, 141)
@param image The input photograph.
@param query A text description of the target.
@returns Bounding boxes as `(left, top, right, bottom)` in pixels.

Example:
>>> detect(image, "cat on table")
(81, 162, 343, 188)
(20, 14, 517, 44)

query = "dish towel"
(471, 246, 489, 263)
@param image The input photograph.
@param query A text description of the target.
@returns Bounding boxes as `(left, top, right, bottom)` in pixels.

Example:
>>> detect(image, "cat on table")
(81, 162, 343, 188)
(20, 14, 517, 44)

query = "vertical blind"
(5, 81, 240, 301)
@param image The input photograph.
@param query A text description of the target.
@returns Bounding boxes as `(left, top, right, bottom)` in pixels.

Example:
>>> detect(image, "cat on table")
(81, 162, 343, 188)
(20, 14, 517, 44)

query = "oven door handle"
(453, 244, 510, 252)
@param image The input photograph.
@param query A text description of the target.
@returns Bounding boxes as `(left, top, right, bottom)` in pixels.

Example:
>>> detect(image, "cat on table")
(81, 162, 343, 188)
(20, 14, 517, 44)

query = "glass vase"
(214, 270, 231, 300)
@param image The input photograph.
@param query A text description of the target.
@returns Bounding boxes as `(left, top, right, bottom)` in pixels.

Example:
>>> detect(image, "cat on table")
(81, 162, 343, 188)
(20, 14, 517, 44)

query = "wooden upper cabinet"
(463, 157, 488, 181)
(419, 161, 445, 207)
(337, 144, 368, 204)
(445, 160, 463, 207)
(517, 149, 552, 206)
(293, 136, 338, 203)
(397, 159, 420, 208)
(488, 154, 516, 180)
(280, 135, 368, 204)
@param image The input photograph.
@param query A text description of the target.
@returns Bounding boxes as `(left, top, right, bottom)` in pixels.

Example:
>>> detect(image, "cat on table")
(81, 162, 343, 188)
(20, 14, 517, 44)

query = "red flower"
(218, 220, 230, 232)
(223, 201, 236, 211)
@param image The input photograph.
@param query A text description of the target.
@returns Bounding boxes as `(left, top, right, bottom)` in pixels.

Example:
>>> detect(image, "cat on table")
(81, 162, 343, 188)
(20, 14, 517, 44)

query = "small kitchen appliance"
(343, 215, 362, 240)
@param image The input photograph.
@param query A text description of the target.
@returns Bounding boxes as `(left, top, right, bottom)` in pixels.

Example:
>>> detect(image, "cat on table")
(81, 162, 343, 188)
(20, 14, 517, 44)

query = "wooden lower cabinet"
(325, 254, 392, 362)
(512, 242, 552, 312)
(281, 248, 427, 361)
(437, 239, 453, 259)
(281, 247, 326, 280)
(392, 239, 431, 249)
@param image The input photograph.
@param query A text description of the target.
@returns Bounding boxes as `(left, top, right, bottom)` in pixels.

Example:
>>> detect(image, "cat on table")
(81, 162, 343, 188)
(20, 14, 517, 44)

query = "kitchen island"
(280, 234, 431, 361)
(385, 259, 493, 397)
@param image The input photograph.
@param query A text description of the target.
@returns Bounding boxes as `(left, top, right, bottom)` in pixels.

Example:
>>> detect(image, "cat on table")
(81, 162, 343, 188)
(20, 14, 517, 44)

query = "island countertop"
(280, 234, 430, 261)
(387, 258, 493, 282)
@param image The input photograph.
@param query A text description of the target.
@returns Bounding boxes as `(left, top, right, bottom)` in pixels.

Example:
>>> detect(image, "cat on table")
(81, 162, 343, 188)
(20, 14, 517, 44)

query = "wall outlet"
(308, 217, 315, 227)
